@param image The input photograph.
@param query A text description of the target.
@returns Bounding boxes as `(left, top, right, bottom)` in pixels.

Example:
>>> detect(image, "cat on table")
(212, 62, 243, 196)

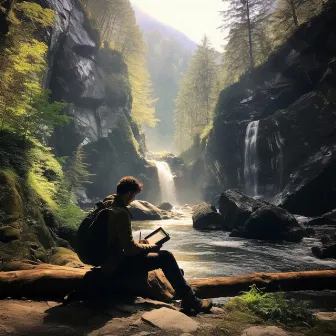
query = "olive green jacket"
(101, 194, 154, 274)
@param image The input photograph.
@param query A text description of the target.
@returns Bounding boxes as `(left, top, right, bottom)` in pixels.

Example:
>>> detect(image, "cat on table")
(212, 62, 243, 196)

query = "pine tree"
(221, 0, 274, 71)
(174, 36, 219, 152)
(270, 0, 323, 46)
(66, 145, 93, 194)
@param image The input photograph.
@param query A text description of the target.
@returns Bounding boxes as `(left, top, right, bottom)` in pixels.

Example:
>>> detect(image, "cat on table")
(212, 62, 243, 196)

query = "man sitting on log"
(101, 176, 213, 314)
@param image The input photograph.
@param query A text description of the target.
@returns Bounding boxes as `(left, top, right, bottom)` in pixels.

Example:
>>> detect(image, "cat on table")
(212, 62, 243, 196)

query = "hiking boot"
(181, 290, 213, 314)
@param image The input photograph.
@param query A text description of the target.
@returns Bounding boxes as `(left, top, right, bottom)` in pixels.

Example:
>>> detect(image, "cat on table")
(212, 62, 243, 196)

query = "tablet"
(145, 227, 170, 245)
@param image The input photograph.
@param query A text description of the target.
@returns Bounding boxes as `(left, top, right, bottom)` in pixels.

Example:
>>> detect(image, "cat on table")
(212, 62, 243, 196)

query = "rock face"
(276, 145, 336, 216)
(305, 209, 336, 226)
(218, 190, 265, 230)
(44, 0, 158, 203)
(205, 3, 336, 208)
(231, 205, 306, 242)
(312, 234, 336, 259)
(192, 203, 225, 230)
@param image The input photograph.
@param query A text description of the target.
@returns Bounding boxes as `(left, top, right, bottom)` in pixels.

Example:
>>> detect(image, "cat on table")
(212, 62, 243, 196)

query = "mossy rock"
(0, 170, 24, 224)
(29, 246, 48, 263)
(0, 226, 20, 242)
(51, 247, 84, 268)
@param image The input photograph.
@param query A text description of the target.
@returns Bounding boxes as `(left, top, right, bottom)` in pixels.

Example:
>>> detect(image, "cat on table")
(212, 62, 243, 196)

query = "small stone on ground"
(130, 332, 155, 336)
(141, 307, 199, 333)
(241, 326, 288, 336)
(313, 312, 336, 321)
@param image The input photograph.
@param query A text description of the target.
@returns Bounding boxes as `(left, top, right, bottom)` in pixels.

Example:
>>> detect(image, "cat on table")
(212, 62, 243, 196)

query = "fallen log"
(189, 270, 336, 298)
(0, 262, 175, 302)
(0, 262, 335, 301)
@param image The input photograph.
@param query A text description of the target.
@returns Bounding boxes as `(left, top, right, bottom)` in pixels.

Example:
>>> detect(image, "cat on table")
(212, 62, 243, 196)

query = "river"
(132, 217, 336, 280)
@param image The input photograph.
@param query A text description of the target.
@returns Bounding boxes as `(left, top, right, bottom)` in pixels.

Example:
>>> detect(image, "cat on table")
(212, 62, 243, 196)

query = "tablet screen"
(146, 229, 167, 245)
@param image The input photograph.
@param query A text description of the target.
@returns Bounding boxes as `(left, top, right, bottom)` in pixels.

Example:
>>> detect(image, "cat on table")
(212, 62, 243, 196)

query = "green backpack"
(76, 202, 111, 266)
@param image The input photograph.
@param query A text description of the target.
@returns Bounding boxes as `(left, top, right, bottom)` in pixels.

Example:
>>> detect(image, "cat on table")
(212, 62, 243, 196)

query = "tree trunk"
(246, 0, 255, 70)
(289, 0, 299, 27)
(190, 270, 336, 298)
(0, 262, 175, 302)
(0, 262, 335, 301)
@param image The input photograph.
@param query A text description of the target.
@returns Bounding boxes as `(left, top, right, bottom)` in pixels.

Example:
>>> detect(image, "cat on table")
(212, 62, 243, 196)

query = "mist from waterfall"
(244, 120, 260, 196)
(153, 161, 178, 205)
(274, 130, 284, 191)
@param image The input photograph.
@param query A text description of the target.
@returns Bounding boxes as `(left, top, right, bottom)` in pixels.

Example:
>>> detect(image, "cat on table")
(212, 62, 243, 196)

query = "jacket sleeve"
(111, 210, 155, 256)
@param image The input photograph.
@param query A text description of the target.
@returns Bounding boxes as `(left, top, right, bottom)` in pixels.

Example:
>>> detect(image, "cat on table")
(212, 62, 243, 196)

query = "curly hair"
(116, 176, 143, 195)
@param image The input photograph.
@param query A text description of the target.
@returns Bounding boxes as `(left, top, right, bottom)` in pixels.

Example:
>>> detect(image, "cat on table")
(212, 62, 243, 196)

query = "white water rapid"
(153, 161, 178, 205)
(244, 120, 260, 196)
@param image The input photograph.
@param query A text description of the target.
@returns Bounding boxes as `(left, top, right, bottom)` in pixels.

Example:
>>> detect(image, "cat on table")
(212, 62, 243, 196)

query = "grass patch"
(206, 286, 336, 336)
(215, 302, 263, 336)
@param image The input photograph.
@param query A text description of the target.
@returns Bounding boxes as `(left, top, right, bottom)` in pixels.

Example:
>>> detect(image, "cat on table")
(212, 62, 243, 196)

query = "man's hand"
(139, 239, 149, 244)
(150, 244, 162, 252)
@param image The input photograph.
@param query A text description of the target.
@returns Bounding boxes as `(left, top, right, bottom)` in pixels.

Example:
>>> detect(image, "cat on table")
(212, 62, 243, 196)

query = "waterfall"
(244, 120, 260, 196)
(153, 161, 178, 205)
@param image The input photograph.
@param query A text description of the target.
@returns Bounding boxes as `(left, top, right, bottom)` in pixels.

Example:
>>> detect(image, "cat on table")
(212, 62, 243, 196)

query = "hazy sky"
(131, 0, 225, 51)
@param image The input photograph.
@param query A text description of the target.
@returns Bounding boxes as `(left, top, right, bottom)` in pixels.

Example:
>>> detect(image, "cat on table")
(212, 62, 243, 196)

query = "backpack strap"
(95, 201, 105, 210)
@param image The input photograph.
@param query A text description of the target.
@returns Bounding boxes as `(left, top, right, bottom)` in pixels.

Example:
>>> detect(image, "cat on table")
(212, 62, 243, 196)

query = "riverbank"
(0, 289, 334, 336)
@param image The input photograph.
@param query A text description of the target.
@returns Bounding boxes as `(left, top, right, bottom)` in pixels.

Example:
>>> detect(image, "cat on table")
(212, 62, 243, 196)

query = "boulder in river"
(158, 202, 173, 211)
(128, 200, 162, 221)
(230, 205, 306, 242)
(192, 203, 225, 230)
(304, 209, 336, 226)
(218, 190, 266, 230)
(312, 234, 336, 259)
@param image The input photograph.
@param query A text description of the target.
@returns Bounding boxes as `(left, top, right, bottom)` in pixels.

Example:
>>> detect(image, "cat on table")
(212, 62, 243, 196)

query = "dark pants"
(117, 250, 192, 298)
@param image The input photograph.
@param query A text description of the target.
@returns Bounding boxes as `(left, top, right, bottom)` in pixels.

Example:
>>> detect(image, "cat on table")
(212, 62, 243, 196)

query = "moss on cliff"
(0, 131, 84, 262)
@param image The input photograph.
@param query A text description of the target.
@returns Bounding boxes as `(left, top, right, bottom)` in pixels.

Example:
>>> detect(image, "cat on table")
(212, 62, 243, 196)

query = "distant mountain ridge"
(131, 3, 197, 52)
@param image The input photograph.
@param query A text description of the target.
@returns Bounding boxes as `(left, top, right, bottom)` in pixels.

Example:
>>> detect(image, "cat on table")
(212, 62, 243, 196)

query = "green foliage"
(12, 2, 55, 27)
(27, 143, 65, 209)
(237, 285, 314, 328)
(13, 89, 69, 138)
(209, 286, 336, 336)
(174, 36, 219, 152)
(0, 2, 68, 139)
(219, 0, 323, 90)
(215, 303, 262, 336)
(55, 202, 85, 230)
